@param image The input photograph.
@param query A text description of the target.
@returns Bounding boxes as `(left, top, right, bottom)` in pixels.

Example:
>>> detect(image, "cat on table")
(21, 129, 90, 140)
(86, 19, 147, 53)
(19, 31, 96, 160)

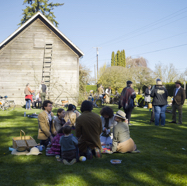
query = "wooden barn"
(0, 12, 84, 106)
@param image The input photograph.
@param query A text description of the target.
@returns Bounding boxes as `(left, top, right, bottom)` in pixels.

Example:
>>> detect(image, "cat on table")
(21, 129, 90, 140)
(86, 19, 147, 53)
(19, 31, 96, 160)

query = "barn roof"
(0, 12, 84, 57)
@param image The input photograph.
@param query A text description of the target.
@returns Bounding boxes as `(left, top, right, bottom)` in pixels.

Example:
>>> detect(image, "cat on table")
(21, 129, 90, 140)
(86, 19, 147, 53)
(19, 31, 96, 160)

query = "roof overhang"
(0, 12, 84, 57)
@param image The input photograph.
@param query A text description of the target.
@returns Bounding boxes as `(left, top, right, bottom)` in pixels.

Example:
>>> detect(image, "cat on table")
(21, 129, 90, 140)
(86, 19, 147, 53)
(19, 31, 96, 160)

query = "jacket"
(144, 88, 151, 102)
(38, 111, 56, 140)
(151, 86, 168, 106)
(76, 111, 102, 153)
(112, 121, 130, 152)
(173, 87, 186, 105)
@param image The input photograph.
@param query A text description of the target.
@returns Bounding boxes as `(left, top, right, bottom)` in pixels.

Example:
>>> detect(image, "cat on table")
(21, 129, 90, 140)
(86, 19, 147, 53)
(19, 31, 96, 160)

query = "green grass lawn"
(0, 105, 187, 186)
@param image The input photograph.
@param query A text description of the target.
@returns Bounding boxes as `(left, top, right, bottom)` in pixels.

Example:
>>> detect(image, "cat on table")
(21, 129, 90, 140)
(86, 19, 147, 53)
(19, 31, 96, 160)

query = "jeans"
(154, 105, 167, 126)
(26, 99, 31, 109)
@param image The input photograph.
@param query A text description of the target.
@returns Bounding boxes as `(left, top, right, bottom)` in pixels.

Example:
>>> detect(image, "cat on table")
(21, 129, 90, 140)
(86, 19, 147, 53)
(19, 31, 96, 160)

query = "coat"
(38, 111, 56, 140)
(173, 87, 186, 105)
(75, 111, 102, 153)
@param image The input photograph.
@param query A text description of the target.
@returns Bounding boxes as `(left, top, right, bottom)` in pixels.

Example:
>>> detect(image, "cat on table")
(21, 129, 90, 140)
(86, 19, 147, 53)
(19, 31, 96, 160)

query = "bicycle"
(0, 96, 16, 111)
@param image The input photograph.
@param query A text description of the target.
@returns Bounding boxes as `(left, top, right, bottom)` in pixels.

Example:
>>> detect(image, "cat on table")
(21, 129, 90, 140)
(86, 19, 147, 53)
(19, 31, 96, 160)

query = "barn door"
(42, 43, 53, 99)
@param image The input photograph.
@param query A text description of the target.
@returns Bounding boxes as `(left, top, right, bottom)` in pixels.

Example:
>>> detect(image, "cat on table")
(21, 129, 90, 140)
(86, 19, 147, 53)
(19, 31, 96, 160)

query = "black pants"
(150, 106, 155, 122)
(124, 108, 133, 124)
(40, 138, 50, 147)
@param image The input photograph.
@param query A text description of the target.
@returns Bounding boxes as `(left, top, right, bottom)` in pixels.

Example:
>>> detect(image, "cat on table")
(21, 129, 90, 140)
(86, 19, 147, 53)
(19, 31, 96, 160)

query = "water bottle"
(24, 112, 26, 117)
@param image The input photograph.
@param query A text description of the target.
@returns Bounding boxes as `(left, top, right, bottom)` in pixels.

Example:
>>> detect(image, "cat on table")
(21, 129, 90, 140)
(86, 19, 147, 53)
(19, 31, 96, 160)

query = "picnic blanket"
(101, 145, 113, 154)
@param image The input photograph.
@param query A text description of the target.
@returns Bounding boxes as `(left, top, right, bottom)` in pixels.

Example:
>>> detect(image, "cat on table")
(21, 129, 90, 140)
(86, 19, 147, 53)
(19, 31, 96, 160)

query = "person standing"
(144, 85, 151, 106)
(39, 80, 48, 106)
(151, 81, 168, 126)
(24, 83, 34, 110)
(169, 80, 186, 125)
(105, 87, 111, 104)
(98, 85, 104, 96)
(119, 81, 136, 125)
(37, 100, 57, 147)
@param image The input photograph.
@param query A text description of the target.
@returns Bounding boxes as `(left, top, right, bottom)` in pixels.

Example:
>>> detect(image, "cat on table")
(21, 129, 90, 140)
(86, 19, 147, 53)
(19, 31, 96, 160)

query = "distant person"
(39, 80, 47, 106)
(119, 81, 136, 125)
(24, 83, 34, 110)
(60, 126, 78, 165)
(100, 106, 117, 145)
(37, 100, 57, 147)
(112, 110, 138, 153)
(98, 85, 104, 96)
(76, 100, 102, 159)
(105, 87, 111, 104)
(144, 85, 151, 106)
(169, 80, 186, 125)
(151, 81, 168, 126)
(149, 78, 161, 124)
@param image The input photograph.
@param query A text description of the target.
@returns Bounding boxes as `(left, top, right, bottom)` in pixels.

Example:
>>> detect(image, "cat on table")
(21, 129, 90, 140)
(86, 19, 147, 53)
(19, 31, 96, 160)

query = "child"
(59, 126, 78, 165)
(47, 127, 64, 155)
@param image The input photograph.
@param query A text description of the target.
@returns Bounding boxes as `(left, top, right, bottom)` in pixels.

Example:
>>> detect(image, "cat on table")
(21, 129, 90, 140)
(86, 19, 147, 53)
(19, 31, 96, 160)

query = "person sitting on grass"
(37, 100, 57, 147)
(59, 126, 78, 165)
(112, 110, 139, 153)
(54, 108, 71, 132)
(76, 100, 102, 159)
(64, 104, 77, 127)
(47, 127, 64, 155)
(100, 106, 117, 145)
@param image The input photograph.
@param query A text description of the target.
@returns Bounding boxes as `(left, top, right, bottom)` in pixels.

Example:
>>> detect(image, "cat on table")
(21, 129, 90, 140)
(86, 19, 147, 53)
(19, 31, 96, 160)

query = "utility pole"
(93, 47, 101, 82)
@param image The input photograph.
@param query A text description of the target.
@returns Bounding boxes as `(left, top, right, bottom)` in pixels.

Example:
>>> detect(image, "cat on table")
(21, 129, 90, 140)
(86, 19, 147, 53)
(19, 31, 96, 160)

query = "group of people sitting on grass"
(37, 100, 139, 165)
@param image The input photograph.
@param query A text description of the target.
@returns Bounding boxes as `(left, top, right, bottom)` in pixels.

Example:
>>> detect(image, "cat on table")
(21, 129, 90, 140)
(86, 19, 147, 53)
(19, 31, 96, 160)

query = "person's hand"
(103, 127, 106, 132)
(64, 120, 71, 126)
(54, 131, 57, 135)
(50, 135, 53, 142)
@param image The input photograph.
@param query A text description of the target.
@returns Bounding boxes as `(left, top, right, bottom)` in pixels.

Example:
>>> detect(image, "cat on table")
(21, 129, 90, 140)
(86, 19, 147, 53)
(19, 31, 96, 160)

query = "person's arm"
(75, 118, 81, 138)
(72, 136, 78, 145)
(38, 114, 52, 138)
(28, 87, 34, 93)
(150, 89, 155, 97)
(181, 88, 186, 105)
(112, 126, 118, 152)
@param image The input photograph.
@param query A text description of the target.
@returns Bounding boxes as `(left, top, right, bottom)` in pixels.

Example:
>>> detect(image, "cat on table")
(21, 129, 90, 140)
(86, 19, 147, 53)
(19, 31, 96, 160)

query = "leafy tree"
(111, 51, 115, 66)
(121, 50, 126, 67)
(114, 53, 117, 66)
(19, 0, 64, 26)
(116, 50, 121, 66)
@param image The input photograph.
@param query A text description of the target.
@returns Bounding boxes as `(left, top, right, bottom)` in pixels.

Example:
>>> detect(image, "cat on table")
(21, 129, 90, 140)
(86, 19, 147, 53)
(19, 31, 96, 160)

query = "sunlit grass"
(0, 105, 187, 186)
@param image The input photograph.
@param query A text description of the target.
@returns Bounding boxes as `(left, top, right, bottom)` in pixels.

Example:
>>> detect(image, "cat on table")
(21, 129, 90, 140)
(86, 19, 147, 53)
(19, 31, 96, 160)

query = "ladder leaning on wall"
(42, 43, 53, 99)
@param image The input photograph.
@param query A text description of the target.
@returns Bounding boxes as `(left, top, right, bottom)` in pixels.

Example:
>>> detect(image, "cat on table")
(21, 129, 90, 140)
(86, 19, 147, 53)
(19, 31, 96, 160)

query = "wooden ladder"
(42, 43, 53, 99)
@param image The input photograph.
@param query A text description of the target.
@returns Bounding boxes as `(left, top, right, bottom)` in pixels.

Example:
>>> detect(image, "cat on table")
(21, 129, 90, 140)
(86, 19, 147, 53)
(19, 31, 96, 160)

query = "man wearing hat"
(119, 81, 136, 125)
(169, 80, 186, 124)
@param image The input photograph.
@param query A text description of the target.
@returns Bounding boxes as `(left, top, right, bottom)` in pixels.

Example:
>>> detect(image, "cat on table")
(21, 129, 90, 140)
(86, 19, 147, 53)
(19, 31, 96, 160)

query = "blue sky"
(0, 0, 187, 77)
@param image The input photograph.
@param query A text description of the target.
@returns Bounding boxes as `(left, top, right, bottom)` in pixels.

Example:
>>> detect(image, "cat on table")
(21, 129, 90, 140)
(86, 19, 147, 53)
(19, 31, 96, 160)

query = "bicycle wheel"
(3, 101, 15, 111)
(95, 99, 102, 107)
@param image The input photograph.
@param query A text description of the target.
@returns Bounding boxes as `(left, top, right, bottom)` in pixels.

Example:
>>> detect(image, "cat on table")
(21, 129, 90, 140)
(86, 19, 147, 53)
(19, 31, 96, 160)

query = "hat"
(175, 80, 182, 85)
(116, 110, 126, 119)
(26, 147, 42, 156)
(156, 78, 161, 82)
(127, 81, 133, 85)
(11, 149, 29, 155)
(156, 81, 162, 85)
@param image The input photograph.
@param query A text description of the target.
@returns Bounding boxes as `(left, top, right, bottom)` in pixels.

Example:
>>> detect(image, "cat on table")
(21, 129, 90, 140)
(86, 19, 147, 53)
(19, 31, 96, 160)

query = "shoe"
(63, 159, 70, 165)
(86, 147, 93, 160)
(128, 123, 133, 126)
(69, 158, 76, 165)
(177, 123, 182, 125)
(169, 121, 176, 123)
(131, 149, 140, 153)
(94, 147, 102, 158)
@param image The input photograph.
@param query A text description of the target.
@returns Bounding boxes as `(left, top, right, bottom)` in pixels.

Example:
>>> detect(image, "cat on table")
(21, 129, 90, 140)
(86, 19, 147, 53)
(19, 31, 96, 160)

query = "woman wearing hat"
(151, 81, 168, 126)
(112, 110, 137, 153)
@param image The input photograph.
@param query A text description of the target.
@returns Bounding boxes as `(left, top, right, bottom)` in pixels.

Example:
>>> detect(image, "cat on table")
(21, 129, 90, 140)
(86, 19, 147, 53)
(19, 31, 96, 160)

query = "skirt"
(116, 138, 136, 153)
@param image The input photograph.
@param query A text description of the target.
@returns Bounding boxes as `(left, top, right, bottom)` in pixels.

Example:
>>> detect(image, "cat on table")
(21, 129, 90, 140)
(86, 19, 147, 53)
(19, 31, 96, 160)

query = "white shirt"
(175, 86, 181, 96)
(105, 89, 111, 95)
(45, 111, 52, 121)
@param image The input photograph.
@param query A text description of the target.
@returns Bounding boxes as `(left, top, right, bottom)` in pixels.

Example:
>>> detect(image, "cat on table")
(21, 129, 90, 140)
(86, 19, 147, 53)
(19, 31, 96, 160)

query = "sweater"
(151, 86, 168, 106)
(59, 135, 78, 152)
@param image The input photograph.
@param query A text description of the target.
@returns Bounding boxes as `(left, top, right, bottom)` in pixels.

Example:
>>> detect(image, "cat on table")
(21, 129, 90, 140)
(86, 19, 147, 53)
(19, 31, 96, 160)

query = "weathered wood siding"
(0, 19, 79, 105)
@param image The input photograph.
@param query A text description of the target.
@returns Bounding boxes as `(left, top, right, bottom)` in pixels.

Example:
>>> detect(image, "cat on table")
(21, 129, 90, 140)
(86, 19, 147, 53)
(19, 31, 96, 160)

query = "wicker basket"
(148, 103, 152, 109)
(12, 130, 37, 150)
